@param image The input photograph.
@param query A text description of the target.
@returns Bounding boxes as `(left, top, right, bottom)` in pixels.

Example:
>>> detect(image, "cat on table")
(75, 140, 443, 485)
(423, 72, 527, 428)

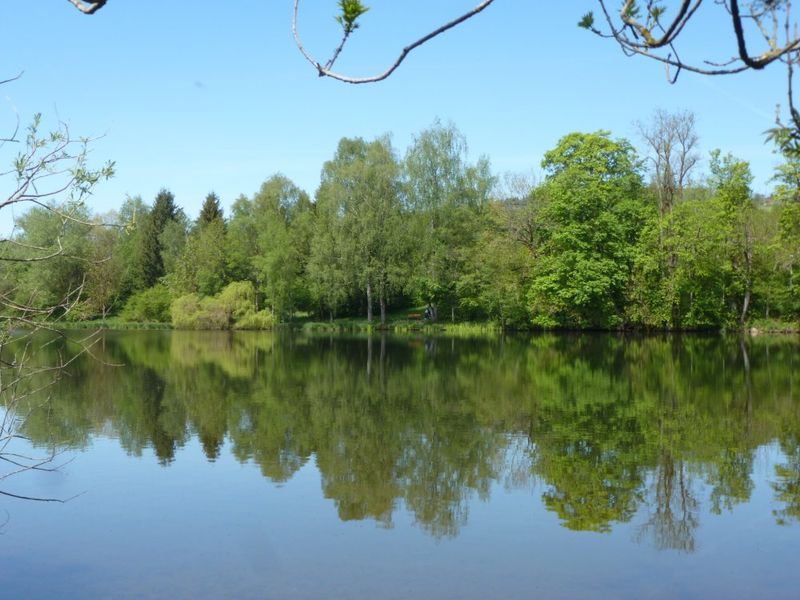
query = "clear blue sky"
(0, 1, 788, 221)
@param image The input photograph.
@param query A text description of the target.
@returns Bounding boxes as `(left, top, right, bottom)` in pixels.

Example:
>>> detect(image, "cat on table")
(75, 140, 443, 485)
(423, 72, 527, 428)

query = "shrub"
(121, 285, 172, 322)
(170, 294, 202, 329)
(217, 281, 256, 321)
(197, 296, 230, 329)
(234, 309, 275, 330)
(64, 301, 93, 322)
(171, 294, 229, 329)
(170, 281, 274, 330)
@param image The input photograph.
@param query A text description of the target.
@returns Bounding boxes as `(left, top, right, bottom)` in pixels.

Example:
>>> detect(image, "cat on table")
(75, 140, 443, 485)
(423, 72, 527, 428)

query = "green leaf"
(335, 0, 370, 34)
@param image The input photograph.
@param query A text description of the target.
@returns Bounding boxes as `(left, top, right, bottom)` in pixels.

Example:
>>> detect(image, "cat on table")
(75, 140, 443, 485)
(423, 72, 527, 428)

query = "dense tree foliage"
(7, 119, 800, 330)
(312, 137, 409, 324)
(404, 122, 494, 322)
(529, 132, 646, 328)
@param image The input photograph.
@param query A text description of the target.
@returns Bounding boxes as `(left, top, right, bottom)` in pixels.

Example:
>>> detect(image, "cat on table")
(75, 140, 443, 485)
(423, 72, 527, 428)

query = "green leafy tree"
(83, 213, 127, 319)
(749, 206, 784, 320)
(11, 205, 93, 312)
(225, 194, 258, 285)
(121, 284, 173, 322)
(158, 209, 189, 278)
(307, 195, 350, 320)
(171, 218, 228, 297)
(312, 137, 408, 324)
(664, 195, 729, 327)
(112, 195, 149, 301)
(771, 157, 800, 318)
(403, 121, 493, 322)
(529, 131, 646, 328)
(778, 203, 800, 316)
(628, 109, 700, 327)
(709, 150, 756, 324)
(251, 175, 311, 320)
(458, 201, 534, 328)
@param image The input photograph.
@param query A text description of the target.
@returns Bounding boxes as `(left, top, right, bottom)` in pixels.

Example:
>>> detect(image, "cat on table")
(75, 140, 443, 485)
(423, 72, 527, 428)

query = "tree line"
(5, 116, 800, 330)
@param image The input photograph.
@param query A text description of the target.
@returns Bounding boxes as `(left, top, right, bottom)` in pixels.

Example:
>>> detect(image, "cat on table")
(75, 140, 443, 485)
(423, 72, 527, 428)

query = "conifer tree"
(197, 192, 224, 228)
(136, 188, 178, 288)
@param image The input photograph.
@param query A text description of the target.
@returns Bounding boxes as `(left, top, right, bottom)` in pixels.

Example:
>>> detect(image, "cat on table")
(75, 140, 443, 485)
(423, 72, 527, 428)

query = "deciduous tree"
(529, 131, 646, 328)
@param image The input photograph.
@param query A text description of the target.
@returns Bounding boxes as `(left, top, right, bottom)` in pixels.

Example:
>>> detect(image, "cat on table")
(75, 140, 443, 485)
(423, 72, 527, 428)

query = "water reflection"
(19, 331, 800, 545)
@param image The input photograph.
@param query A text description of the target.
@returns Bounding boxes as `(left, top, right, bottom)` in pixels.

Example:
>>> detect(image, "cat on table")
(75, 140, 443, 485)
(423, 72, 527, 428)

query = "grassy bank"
(52, 318, 172, 330)
(295, 304, 504, 334)
(298, 319, 502, 334)
(49, 313, 799, 335)
(747, 318, 800, 334)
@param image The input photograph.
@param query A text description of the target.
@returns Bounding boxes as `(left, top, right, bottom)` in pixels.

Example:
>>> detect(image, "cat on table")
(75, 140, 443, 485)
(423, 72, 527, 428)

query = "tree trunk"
(379, 271, 388, 326)
(740, 223, 753, 325)
(451, 306, 455, 324)
(740, 285, 751, 325)
(366, 281, 373, 323)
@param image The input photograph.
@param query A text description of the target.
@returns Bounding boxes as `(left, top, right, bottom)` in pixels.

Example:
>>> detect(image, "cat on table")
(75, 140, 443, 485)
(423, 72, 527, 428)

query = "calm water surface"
(1, 331, 799, 599)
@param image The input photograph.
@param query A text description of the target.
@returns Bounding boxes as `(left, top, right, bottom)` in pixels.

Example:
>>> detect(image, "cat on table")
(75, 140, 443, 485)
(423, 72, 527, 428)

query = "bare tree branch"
(0, 74, 113, 505)
(66, 0, 107, 15)
(0, 72, 23, 87)
(591, 1, 800, 77)
(292, 0, 497, 84)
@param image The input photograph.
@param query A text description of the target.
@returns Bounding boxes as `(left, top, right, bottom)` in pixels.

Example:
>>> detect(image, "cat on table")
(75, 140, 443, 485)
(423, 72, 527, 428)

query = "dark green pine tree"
(151, 188, 178, 231)
(197, 192, 224, 228)
(137, 188, 178, 288)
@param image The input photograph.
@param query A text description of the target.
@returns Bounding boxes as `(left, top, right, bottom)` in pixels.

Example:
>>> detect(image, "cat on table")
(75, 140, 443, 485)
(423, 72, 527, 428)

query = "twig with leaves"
(292, 0, 496, 83)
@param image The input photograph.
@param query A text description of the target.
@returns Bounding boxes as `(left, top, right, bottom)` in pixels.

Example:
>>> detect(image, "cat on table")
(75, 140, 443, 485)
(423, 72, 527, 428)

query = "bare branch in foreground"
(292, 0, 497, 84)
(66, 0, 107, 15)
(0, 74, 112, 504)
(589, 1, 800, 79)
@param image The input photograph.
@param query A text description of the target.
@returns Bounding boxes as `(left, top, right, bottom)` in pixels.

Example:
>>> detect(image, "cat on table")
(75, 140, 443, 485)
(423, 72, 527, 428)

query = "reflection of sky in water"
(0, 332, 798, 599)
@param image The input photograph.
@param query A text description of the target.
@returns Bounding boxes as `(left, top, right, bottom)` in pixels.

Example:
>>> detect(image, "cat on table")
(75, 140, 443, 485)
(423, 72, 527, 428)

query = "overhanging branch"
(66, 0, 107, 15)
(292, 0, 497, 84)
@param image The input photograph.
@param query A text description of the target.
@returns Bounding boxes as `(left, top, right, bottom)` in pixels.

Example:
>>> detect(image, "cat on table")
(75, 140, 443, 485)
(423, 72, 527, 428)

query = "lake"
(1, 331, 798, 599)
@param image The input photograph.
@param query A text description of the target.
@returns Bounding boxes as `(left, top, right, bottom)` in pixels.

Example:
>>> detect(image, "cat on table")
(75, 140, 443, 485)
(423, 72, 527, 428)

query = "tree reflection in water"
(17, 330, 800, 545)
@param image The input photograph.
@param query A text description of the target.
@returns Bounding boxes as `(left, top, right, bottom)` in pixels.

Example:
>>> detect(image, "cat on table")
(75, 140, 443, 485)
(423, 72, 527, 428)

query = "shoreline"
(48, 318, 800, 335)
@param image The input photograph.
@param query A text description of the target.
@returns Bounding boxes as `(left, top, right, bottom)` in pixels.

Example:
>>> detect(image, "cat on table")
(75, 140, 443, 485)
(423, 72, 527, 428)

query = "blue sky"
(0, 1, 790, 221)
